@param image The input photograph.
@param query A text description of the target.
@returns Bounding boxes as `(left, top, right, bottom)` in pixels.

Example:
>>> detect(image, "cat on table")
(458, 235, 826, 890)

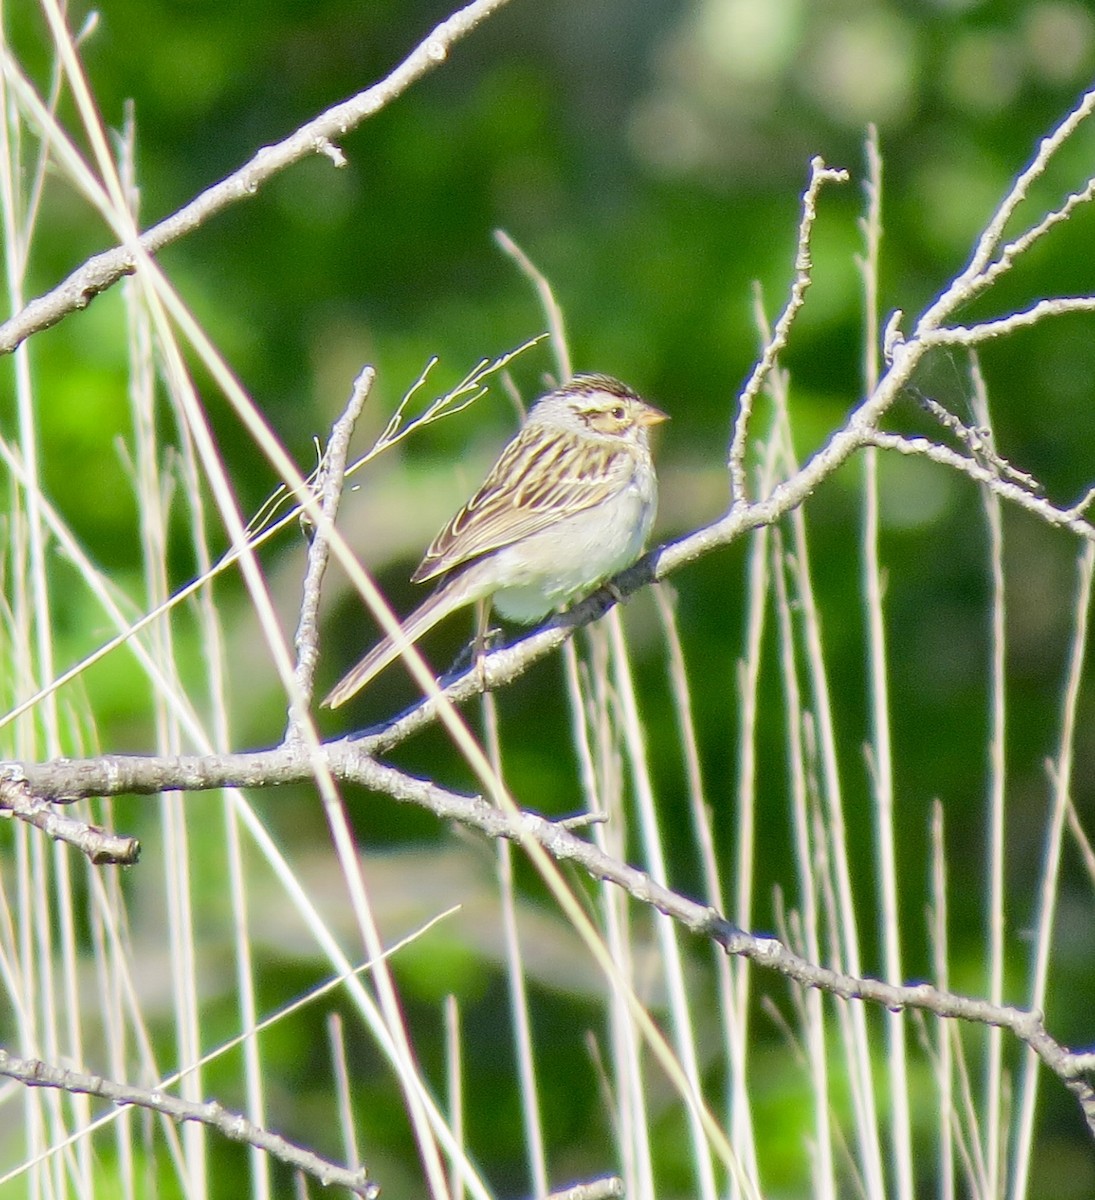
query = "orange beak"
(637, 402, 669, 427)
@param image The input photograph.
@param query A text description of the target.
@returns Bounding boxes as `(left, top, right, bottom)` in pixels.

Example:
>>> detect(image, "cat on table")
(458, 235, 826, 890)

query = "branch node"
(314, 136, 347, 167)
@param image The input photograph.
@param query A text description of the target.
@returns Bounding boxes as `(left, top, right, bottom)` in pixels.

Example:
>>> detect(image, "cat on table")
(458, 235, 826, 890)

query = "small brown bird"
(323, 373, 667, 708)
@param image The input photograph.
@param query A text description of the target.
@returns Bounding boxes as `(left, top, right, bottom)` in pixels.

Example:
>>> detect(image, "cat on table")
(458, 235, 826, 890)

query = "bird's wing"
(412, 424, 628, 582)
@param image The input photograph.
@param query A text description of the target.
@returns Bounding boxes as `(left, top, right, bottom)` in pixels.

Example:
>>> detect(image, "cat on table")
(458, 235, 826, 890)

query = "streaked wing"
(412, 424, 627, 582)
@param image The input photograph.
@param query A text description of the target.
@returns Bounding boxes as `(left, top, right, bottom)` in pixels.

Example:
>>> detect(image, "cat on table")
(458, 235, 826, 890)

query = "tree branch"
(286, 365, 375, 738)
(0, 1048, 378, 1197)
(0, 0, 515, 354)
(13, 736, 1095, 1134)
(0, 773, 138, 865)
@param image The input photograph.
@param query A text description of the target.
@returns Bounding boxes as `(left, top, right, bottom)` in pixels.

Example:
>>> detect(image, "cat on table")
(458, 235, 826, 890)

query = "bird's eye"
(610, 405, 626, 420)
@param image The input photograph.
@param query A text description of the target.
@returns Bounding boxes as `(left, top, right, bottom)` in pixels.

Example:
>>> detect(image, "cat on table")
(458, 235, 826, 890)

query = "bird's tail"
(322, 579, 469, 709)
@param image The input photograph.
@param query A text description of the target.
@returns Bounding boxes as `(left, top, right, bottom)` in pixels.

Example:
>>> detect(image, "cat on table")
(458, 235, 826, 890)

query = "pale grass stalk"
(804, 722, 872, 1197)
(494, 230, 572, 383)
(563, 635, 651, 1198)
(652, 586, 761, 1195)
(728, 419, 789, 1194)
(969, 357, 1007, 1200)
(130, 311, 209, 1200)
(1010, 541, 1095, 1200)
(783, 505, 885, 1198)
(606, 612, 721, 1200)
(481, 684, 549, 1199)
(562, 641, 602, 827)
(764, 347, 843, 1196)
(731, 300, 777, 1187)
(733, 517, 766, 945)
(27, 844, 62, 1196)
(858, 127, 913, 1200)
(577, 629, 654, 1200)
(760, 327, 842, 1196)
(558, 656, 632, 1183)
(150, 111, 270, 1191)
(771, 527, 836, 1200)
(949, 1017, 990, 1197)
(0, 27, 93, 1197)
(183, 435, 275, 1200)
(445, 996, 467, 1200)
(330, 1013, 361, 1174)
(730, 529, 766, 1190)
(161, 788, 207, 1193)
(222, 798, 268, 1200)
(1066, 804, 1095, 884)
(51, 746, 91, 1181)
(929, 801, 956, 1200)
(122, 198, 211, 1199)
(87, 870, 139, 1199)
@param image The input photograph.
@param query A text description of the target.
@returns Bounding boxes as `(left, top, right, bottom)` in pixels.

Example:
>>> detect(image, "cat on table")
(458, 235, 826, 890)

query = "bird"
(322, 373, 667, 708)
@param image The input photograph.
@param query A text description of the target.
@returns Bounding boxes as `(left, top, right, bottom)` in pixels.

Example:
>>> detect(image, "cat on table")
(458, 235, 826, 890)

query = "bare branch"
(0, 772, 138, 865)
(13, 738, 1095, 1134)
(918, 83, 1095, 331)
(286, 366, 375, 737)
(546, 1178, 624, 1200)
(861, 431, 1095, 541)
(924, 296, 1095, 346)
(0, 1048, 379, 1197)
(0, 0, 516, 354)
(729, 157, 849, 504)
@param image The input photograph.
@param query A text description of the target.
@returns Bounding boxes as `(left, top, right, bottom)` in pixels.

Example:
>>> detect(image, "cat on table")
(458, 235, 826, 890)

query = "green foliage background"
(6, 0, 1095, 1195)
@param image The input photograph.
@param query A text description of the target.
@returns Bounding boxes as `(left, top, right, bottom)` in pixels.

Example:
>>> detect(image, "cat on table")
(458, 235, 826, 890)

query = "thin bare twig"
(917, 83, 1095, 332)
(0, 1049, 379, 1197)
(286, 365, 374, 737)
(545, 1178, 624, 1200)
(728, 157, 849, 505)
(0, 772, 138, 865)
(860, 431, 1095, 540)
(925, 296, 1095, 346)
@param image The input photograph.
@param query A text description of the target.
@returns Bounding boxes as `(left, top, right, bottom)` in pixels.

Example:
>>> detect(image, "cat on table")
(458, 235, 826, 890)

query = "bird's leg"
(473, 599, 492, 688)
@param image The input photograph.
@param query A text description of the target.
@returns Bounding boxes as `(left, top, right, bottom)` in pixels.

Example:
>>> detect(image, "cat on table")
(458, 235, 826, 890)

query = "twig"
(0, 771, 138, 866)
(0, 0, 516, 354)
(545, 1178, 624, 1200)
(860, 431, 1095, 540)
(910, 385, 1042, 493)
(0, 1048, 378, 1198)
(924, 296, 1095, 346)
(917, 83, 1095, 332)
(728, 157, 849, 505)
(286, 366, 374, 737)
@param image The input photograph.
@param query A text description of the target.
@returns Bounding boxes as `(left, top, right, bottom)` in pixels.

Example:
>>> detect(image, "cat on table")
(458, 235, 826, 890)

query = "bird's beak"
(637, 403, 669, 427)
